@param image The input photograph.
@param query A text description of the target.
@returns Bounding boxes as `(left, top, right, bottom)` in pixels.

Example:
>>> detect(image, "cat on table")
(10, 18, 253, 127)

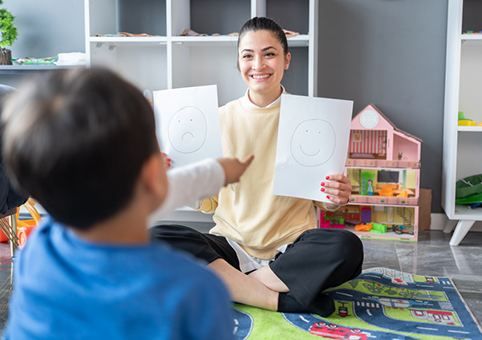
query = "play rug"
(232, 267, 482, 340)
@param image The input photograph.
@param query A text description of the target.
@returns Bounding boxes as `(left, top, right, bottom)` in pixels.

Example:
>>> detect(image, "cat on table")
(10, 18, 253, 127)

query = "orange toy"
(355, 223, 373, 232)
(16, 198, 42, 248)
(397, 190, 408, 198)
(378, 185, 394, 197)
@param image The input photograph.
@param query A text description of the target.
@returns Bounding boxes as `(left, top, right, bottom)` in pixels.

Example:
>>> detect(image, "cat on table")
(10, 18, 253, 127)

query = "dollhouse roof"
(354, 104, 422, 143)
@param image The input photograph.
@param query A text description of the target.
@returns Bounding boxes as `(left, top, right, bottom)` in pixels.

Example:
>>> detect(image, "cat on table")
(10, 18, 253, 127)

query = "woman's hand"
(320, 174, 352, 206)
(162, 153, 172, 169)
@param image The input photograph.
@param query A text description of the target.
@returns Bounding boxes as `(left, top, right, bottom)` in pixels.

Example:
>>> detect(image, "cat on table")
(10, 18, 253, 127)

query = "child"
(1, 67, 253, 339)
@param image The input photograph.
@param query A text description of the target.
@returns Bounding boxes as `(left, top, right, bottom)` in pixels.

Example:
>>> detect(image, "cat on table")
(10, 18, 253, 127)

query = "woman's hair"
(237, 17, 289, 67)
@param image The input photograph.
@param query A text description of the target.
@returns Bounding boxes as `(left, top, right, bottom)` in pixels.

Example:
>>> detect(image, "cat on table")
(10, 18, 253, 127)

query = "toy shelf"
(169, 35, 310, 48)
(457, 126, 482, 132)
(85, 0, 319, 106)
(89, 37, 169, 46)
(0, 65, 76, 74)
(442, 0, 482, 246)
(461, 34, 482, 42)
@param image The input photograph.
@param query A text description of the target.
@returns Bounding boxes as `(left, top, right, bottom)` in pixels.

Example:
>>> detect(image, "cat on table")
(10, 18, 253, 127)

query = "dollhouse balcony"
(348, 195, 418, 206)
(346, 158, 420, 169)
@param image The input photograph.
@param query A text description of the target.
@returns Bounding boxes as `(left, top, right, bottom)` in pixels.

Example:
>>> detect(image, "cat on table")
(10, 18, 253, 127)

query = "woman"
(151, 17, 363, 316)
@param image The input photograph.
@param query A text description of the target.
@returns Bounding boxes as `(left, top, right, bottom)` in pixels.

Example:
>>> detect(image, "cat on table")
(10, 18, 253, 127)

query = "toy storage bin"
(455, 174, 482, 199)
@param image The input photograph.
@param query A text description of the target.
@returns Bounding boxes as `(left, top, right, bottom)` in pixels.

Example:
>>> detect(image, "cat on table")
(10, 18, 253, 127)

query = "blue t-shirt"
(4, 218, 234, 340)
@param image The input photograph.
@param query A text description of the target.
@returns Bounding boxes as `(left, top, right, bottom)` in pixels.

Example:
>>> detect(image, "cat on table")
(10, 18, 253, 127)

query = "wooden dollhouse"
(321, 104, 422, 241)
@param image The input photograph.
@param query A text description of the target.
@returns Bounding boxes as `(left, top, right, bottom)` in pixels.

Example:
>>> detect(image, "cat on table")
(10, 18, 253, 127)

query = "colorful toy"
(367, 179, 373, 196)
(458, 111, 476, 126)
(392, 225, 414, 235)
(361, 207, 371, 224)
(355, 223, 373, 232)
(370, 223, 387, 233)
(378, 185, 394, 197)
(360, 171, 375, 196)
(319, 219, 330, 229)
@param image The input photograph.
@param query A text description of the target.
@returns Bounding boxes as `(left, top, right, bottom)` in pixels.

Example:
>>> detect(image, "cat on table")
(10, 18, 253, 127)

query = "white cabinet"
(84, 0, 319, 106)
(442, 0, 482, 245)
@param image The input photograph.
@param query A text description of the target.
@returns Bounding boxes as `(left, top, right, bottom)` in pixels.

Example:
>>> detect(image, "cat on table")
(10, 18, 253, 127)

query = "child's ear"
(141, 153, 169, 202)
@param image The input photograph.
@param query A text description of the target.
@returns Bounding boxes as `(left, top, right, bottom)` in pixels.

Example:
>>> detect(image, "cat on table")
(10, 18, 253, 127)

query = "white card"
(273, 94, 353, 202)
(153, 85, 223, 167)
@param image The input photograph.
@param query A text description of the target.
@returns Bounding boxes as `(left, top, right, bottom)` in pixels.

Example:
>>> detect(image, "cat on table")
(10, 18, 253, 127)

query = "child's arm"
(148, 156, 253, 226)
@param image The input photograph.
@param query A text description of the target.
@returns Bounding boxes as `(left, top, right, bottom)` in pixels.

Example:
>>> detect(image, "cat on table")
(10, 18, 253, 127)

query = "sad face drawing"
(290, 119, 336, 167)
(168, 106, 207, 154)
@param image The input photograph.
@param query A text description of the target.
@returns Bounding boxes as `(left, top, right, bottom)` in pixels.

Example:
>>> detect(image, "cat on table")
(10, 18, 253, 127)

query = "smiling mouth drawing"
(300, 145, 320, 156)
(182, 132, 194, 140)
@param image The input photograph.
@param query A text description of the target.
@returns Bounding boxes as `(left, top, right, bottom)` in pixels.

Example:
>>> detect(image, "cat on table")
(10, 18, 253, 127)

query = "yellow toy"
(458, 111, 476, 126)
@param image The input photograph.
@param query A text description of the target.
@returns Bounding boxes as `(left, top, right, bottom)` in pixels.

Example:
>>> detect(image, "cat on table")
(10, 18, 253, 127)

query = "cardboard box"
(418, 188, 432, 230)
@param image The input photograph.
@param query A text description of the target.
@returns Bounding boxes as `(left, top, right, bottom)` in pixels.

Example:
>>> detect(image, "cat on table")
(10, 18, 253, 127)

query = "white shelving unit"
(84, 0, 319, 106)
(442, 0, 482, 245)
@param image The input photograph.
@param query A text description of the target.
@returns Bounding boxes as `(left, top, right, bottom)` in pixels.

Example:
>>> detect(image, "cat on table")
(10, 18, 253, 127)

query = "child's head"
(2, 67, 161, 229)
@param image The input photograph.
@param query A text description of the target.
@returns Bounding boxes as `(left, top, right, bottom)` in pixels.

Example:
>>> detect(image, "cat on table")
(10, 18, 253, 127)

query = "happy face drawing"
(290, 119, 336, 167)
(168, 106, 207, 154)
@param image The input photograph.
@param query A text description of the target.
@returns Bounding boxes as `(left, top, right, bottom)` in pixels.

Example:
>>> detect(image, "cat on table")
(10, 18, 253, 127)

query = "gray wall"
(1, 0, 448, 213)
(318, 0, 448, 213)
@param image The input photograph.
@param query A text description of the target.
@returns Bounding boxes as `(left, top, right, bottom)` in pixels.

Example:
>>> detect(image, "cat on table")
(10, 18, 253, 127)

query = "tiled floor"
(362, 230, 482, 325)
(0, 229, 480, 334)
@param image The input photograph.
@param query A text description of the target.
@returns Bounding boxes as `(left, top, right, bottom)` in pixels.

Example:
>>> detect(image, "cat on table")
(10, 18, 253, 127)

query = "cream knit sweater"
(199, 95, 326, 259)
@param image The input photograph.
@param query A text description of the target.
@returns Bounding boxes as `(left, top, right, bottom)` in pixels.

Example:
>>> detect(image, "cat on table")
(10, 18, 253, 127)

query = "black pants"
(150, 225, 364, 307)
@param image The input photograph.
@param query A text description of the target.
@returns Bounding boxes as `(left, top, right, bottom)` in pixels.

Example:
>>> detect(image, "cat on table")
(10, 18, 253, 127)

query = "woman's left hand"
(320, 174, 352, 206)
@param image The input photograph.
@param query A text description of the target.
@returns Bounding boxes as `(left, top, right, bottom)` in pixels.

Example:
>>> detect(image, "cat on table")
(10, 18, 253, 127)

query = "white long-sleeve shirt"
(148, 158, 224, 227)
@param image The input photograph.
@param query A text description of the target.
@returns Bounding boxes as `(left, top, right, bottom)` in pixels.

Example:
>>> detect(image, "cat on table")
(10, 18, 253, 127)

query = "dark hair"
(2, 67, 159, 229)
(237, 17, 289, 57)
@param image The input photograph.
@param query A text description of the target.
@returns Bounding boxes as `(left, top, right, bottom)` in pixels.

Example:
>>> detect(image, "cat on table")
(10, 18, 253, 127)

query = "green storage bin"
(455, 174, 482, 199)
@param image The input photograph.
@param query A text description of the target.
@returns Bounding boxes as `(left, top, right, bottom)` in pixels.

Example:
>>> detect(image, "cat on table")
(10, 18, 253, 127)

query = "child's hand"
(321, 174, 352, 206)
(217, 155, 254, 185)
(162, 153, 172, 169)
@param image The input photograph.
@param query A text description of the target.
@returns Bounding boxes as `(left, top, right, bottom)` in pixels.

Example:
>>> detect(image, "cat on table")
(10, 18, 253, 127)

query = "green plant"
(0, 0, 17, 48)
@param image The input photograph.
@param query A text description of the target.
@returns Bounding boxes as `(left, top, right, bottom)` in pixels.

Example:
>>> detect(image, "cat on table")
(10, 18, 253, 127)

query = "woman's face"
(238, 30, 291, 101)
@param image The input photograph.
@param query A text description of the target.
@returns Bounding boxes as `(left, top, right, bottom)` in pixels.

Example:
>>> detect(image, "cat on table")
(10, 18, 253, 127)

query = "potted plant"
(0, 0, 17, 65)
